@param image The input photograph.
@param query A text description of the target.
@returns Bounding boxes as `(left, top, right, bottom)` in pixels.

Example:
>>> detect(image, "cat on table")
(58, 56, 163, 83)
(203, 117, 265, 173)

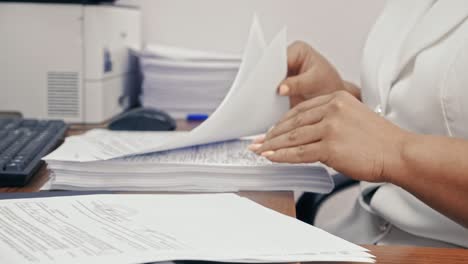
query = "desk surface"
(0, 120, 466, 264)
(359, 245, 468, 264)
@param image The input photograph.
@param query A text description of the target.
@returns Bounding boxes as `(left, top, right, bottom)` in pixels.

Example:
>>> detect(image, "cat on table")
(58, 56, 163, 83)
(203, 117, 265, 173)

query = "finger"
(252, 135, 266, 144)
(256, 123, 324, 154)
(286, 41, 310, 76)
(278, 75, 305, 96)
(261, 142, 324, 164)
(248, 135, 266, 152)
(277, 93, 334, 124)
(265, 105, 327, 141)
(279, 69, 321, 97)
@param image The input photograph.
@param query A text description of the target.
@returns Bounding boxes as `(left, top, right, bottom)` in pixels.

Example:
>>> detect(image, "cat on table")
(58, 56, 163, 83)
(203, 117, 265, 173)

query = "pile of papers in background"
(139, 44, 241, 119)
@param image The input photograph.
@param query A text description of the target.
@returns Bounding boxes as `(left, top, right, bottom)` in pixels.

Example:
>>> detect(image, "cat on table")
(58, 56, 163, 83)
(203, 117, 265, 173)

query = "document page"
(0, 194, 373, 264)
(44, 130, 186, 162)
(125, 140, 312, 167)
(128, 140, 283, 166)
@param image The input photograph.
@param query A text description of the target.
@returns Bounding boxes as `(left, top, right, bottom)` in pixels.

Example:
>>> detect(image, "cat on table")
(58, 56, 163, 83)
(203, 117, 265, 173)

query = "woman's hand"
(280, 41, 360, 107)
(253, 94, 468, 228)
(251, 91, 410, 183)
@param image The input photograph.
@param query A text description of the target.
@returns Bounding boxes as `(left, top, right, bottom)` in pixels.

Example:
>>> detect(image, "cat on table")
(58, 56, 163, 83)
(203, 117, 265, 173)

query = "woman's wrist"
(382, 130, 417, 187)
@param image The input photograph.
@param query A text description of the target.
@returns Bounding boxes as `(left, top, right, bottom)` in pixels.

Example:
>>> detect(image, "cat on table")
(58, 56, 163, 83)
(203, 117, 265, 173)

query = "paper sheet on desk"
(0, 194, 374, 264)
(45, 130, 187, 162)
(45, 17, 289, 162)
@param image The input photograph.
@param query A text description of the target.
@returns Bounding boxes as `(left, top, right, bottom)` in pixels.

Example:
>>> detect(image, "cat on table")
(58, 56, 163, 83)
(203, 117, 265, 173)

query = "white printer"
(0, 2, 141, 123)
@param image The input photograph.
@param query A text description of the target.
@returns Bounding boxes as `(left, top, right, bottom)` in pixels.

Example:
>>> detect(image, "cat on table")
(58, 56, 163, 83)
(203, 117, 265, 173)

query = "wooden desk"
(358, 245, 468, 264)
(0, 121, 467, 264)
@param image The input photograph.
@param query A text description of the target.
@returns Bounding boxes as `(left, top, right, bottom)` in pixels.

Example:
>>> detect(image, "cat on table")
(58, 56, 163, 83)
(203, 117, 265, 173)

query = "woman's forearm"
(387, 133, 468, 227)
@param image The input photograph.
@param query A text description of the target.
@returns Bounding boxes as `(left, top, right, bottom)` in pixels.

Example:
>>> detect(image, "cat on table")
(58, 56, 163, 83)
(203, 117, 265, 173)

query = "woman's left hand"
(251, 91, 411, 183)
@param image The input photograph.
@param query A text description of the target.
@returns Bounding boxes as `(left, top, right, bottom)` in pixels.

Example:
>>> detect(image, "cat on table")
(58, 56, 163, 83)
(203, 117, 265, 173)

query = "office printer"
(0, 2, 141, 123)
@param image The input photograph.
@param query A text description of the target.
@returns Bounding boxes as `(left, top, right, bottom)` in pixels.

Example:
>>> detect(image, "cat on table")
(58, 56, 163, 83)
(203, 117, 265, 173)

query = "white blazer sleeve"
(441, 39, 468, 138)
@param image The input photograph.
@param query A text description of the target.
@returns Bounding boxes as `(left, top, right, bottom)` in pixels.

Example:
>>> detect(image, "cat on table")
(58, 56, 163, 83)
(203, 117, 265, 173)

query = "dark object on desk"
(0, 118, 67, 186)
(108, 107, 176, 131)
(296, 173, 358, 225)
(0, 111, 22, 119)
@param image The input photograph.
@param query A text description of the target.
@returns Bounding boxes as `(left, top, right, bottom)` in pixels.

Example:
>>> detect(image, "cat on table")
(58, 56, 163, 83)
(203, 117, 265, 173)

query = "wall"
(119, 0, 386, 83)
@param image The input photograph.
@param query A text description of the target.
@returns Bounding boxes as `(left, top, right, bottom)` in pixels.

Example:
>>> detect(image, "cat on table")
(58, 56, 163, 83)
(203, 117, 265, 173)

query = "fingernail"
(261, 151, 275, 157)
(279, 85, 289, 96)
(248, 144, 262, 151)
(253, 135, 266, 143)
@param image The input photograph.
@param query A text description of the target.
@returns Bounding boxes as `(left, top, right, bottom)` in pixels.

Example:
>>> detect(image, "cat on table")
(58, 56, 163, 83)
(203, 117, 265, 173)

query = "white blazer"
(317, 0, 468, 247)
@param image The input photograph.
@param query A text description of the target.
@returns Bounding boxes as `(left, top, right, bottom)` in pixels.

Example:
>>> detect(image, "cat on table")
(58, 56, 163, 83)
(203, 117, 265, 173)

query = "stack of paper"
(0, 193, 374, 263)
(44, 130, 332, 192)
(140, 44, 241, 118)
(43, 17, 334, 193)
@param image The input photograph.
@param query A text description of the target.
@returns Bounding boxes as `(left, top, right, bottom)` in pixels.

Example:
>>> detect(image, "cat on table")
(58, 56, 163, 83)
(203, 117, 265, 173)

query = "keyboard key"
(0, 161, 8, 171)
(0, 119, 11, 129)
(21, 119, 39, 128)
(36, 120, 50, 129)
(3, 119, 21, 131)
(0, 132, 21, 155)
(5, 162, 23, 172)
(16, 136, 46, 164)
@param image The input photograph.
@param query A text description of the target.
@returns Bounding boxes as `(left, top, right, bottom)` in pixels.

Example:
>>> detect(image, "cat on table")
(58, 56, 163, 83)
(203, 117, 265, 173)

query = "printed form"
(0, 194, 373, 264)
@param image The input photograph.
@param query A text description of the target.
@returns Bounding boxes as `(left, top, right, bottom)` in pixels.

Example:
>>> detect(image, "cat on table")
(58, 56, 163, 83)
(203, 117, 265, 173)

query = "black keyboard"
(0, 118, 67, 186)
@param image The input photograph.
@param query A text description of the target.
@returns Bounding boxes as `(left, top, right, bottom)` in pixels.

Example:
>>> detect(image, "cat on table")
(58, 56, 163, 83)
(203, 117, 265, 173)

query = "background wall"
(118, 0, 386, 83)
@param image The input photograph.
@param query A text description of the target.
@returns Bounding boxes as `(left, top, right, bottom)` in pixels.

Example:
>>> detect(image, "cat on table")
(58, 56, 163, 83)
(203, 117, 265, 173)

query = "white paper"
(139, 42, 242, 119)
(44, 136, 333, 193)
(0, 194, 373, 264)
(139, 17, 262, 123)
(142, 43, 241, 62)
(45, 130, 186, 162)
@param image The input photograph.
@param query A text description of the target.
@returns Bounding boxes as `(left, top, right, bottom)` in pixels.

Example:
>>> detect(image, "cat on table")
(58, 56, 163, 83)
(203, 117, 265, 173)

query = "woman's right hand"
(280, 41, 360, 107)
